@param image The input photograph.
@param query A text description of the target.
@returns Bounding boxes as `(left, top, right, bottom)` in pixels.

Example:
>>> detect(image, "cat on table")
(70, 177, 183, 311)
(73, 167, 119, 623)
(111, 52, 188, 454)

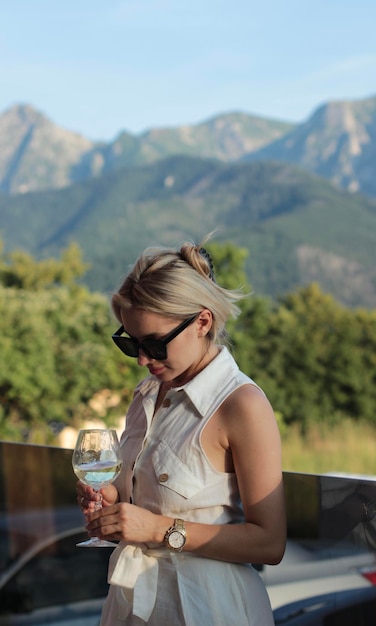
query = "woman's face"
(120, 308, 215, 384)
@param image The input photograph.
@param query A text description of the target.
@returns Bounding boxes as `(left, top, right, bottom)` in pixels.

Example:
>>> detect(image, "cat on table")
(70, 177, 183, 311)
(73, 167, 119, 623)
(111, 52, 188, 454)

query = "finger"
(76, 481, 97, 499)
(88, 504, 117, 522)
(88, 524, 120, 540)
(77, 497, 88, 513)
(78, 495, 96, 513)
(86, 514, 119, 532)
(86, 513, 109, 528)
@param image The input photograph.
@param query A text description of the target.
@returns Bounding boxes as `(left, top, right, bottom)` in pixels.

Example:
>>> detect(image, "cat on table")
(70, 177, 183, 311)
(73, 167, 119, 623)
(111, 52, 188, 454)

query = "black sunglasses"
(112, 314, 198, 360)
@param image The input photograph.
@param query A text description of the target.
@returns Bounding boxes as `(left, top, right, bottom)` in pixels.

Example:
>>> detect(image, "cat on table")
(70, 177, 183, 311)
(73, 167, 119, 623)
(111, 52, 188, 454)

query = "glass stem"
(93, 492, 103, 512)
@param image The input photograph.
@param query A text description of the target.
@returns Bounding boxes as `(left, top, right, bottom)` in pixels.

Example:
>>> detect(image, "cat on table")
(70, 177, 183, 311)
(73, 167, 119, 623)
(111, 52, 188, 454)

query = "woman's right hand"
(76, 481, 119, 515)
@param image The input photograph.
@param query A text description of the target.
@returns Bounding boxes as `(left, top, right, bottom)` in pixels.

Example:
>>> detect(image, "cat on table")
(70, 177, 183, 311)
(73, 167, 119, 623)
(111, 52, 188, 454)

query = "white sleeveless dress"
(100, 346, 274, 626)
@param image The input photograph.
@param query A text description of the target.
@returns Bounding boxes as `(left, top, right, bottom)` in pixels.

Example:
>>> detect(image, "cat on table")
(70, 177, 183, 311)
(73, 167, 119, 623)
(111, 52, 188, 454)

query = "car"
(273, 586, 376, 625)
(261, 538, 376, 610)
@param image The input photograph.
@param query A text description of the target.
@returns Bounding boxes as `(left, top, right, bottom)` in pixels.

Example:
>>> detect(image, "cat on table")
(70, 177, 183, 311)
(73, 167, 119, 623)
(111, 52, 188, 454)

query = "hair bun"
(179, 242, 215, 282)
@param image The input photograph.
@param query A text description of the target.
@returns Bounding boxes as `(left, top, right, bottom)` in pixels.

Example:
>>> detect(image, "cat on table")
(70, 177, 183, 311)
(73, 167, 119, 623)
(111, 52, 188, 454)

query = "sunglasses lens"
(113, 336, 168, 360)
(118, 338, 139, 357)
(142, 340, 167, 361)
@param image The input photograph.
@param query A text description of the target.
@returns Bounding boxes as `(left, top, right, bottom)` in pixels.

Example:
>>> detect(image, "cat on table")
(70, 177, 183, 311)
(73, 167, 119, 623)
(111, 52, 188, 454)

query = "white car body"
(262, 540, 375, 609)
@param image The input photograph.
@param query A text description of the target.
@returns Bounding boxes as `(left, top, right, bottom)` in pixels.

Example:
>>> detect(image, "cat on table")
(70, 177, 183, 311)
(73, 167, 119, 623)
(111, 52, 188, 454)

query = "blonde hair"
(112, 238, 245, 344)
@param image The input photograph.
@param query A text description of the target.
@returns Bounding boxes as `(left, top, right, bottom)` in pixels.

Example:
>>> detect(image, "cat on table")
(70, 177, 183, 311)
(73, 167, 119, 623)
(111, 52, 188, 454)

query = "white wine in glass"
(72, 428, 122, 547)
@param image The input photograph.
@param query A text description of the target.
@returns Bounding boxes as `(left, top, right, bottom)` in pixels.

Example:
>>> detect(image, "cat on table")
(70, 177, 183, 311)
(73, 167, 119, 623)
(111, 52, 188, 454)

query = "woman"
(78, 240, 286, 625)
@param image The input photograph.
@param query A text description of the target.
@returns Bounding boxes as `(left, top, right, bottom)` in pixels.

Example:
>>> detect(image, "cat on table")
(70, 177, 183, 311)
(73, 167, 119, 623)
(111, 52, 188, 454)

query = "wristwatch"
(164, 518, 187, 552)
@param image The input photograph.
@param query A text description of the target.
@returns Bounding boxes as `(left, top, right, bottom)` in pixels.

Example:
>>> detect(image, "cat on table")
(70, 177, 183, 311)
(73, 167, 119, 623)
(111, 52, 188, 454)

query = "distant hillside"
(1, 155, 376, 307)
(0, 104, 96, 194)
(245, 95, 376, 198)
(0, 105, 293, 194)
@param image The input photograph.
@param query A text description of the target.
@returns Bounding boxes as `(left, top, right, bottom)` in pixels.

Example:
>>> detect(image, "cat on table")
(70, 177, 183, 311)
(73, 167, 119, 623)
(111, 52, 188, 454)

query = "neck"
(167, 344, 220, 389)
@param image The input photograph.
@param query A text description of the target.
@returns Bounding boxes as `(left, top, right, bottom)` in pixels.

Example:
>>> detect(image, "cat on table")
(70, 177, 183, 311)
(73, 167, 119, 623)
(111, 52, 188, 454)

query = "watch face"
(169, 530, 185, 549)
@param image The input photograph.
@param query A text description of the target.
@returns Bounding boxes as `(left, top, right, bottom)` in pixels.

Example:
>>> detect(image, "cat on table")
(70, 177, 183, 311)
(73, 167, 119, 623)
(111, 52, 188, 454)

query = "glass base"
(76, 537, 117, 548)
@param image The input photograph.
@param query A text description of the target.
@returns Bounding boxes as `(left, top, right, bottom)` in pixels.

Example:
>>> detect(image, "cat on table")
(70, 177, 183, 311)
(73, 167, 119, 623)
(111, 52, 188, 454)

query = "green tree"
(0, 241, 88, 290)
(251, 283, 376, 430)
(0, 285, 141, 443)
(206, 241, 249, 291)
(0, 239, 142, 443)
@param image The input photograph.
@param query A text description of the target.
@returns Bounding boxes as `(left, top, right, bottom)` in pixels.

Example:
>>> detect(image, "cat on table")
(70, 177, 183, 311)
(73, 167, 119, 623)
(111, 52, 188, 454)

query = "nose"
(137, 350, 153, 366)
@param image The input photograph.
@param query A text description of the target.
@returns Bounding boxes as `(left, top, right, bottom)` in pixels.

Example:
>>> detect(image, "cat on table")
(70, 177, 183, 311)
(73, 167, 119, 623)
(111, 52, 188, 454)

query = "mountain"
(244, 95, 376, 198)
(1, 155, 376, 308)
(0, 104, 97, 194)
(2, 96, 375, 199)
(0, 104, 293, 194)
(92, 112, 293, 169)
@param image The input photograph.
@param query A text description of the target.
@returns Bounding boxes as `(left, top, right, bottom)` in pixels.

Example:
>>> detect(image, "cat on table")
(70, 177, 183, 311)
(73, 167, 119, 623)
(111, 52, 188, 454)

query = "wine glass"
(72, 428, 122, 547)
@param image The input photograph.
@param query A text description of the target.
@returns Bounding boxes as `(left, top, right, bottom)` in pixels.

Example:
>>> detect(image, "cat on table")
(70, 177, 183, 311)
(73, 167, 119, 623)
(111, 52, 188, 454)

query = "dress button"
(163, 399, 171, 407)
(159, 473, 169, 483)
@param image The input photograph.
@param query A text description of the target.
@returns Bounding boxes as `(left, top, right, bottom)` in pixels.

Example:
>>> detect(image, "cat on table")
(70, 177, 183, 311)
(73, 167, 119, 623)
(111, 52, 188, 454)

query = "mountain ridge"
(1, 94, 375, 198)
(0, 104, 293, 194)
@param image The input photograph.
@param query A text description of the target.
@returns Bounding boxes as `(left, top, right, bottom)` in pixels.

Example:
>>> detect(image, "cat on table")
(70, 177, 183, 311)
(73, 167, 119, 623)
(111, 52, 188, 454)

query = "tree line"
(1, 241, 375, 444)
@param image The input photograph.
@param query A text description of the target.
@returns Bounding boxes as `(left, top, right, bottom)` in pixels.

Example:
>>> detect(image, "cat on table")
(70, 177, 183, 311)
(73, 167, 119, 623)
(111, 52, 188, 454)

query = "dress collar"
(136, 346, 239, 418)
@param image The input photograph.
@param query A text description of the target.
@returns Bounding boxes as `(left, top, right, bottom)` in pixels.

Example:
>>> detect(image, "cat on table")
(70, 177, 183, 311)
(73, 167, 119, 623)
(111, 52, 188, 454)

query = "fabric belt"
(108, 543, 170, 622)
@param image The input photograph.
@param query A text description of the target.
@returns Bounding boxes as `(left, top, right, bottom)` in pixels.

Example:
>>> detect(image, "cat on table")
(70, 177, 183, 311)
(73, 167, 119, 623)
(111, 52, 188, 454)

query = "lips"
(149, 366, 165, 377)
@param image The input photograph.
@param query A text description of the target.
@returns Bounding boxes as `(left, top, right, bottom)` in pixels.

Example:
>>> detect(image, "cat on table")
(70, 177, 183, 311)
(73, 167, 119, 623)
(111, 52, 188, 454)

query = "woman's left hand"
(85, 501, 170, 545)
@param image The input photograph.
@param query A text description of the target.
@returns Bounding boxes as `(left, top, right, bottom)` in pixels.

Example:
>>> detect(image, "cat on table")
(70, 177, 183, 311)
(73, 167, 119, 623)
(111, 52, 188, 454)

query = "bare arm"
(179, 385, 286, 564)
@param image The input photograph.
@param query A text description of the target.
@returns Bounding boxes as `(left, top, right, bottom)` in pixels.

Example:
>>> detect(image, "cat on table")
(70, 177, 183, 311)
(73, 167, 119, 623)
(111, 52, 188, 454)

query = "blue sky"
(1, 0, 376, 140)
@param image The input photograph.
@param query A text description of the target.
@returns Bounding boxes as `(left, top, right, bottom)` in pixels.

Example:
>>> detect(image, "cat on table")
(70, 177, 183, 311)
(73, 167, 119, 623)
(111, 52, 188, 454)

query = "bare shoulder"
(202, 381, 281, 474)
(227, 382, 270, 406)
(221, 383, 275, 421)
(217, 383, 280, 444)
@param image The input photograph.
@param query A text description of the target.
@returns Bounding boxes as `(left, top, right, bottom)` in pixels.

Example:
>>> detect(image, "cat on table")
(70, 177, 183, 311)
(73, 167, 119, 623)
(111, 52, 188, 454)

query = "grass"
(281, 419, 376, 476)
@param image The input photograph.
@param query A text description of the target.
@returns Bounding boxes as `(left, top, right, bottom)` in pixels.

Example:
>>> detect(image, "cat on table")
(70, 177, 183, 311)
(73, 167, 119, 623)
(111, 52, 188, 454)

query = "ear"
(196, 309, 213, 337)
